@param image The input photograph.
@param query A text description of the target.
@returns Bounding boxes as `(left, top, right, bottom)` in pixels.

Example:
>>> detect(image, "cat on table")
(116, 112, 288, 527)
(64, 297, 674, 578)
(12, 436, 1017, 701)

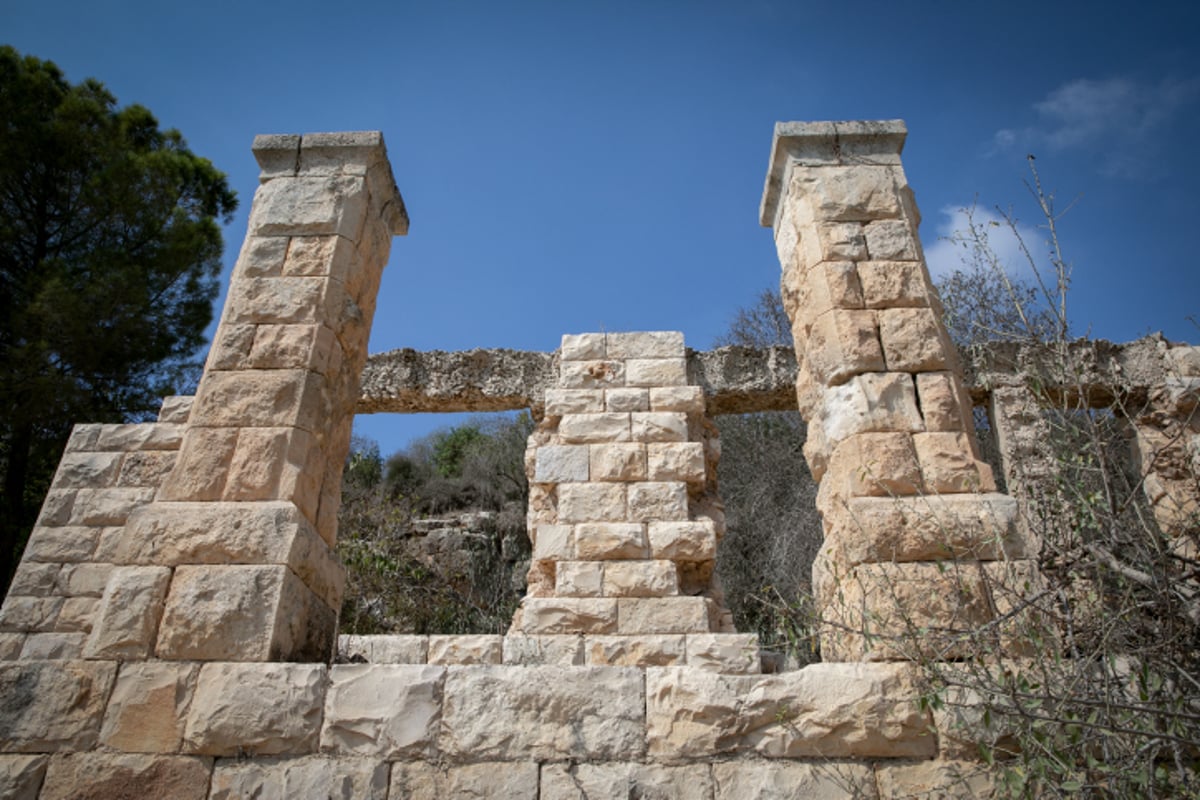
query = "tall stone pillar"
(98, 133, 407, 662)
(760, 121, 1036, 660)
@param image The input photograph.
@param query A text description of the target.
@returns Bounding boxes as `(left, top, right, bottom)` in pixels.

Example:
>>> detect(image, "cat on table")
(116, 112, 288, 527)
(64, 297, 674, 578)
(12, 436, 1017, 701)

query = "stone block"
(100, 662, 201, 753)
(822, 432, 923, 500)
(914, 431, 996, 493)
(878, 307, 952, 372)
(320, 664, 443, 757)
(650, 385, 706, 413)
(82, 566, 171, 660)
(282, 233, 358, 280)
(502, 635, 585, 666)
(0, 633, 24, 659)
(95, 422, 184, 452)
(52, 452, 123, 489)
(648, 520, 718, 561)
(157, 426, 237, 501)
(542, 762, 713, 800)
(646, 663, 934, 759)
(336, 633, 428, 664)
(8, 561, 60, 596)
(440, 665, 644, 761)
(627, 481, 689, 522)
(630, 411, 688, 442)
(561, 333, 607, 360)
(626, 358, 688, 387)
(224, 426, 318, 504)
(558, 412, 631, 443)
(858, 260, 934, 308)
(819, 372, 923, 446)
(39, 754, 212, 800)
(603, 559, 679, 597)
(806, 309, 885, 386)
(534, 444, 591, 483)
(188, 369, 332, 432)
(787, 164, 905, 222)
(116, 450, 177, 487)
(248, 175, 368, 238)
(157, 395, 194, 424)
(556, 561, 605, 596)
(544, 388, 605, 415)
(532, 523, 574, 560)
(55, 562, 112, 597)
(391, 761, 539, 799)
(559, 360, 626, 389)
(589, 443, 647, 481)
(211, 756, 389, 800)
(515, 598, 617, 634)
(586, 635, 686, 667)
(605, 387, 649, 411)
(208, 323, 256, 369)
(864, 219, 918, 260)
(686, 633, 761, 674)
(573, 522, 648, 563)
(65, 423, 103, 453)
(182, 663, 324, 755)
(647, 442, 707, 483)
(0, 755, 46, 800)
(234, 234, 289, 278)
(558, 483, 628, 523)
(605, 331, 685, 359)
(0, 596, 62, 633)
(22, 525, 98, 563)
(54, 596, 98, 633)
(711, 761, 879, 799)
(69, 487, 155, 526)
(916, 371, 972, 432)
(874, 760, 996, 798)
(19, 633, 85, 660)
(0, 660, 117, 751)
(427, 635, 503, 665)
(247, 324, 342, 373)
(618, 597, 711, 634)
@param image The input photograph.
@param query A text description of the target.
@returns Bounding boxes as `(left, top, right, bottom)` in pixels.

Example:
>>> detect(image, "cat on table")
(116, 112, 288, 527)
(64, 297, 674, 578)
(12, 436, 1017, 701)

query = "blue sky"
(6, 1, 1199, 455)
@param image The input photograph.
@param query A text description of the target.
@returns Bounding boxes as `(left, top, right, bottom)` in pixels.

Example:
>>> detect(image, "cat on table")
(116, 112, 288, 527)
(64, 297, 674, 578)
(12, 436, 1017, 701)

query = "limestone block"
(182, 663, 324, 755)
(874, 760, 996, 798)
(864, 219, 918, 260)
(544, 388, 605, 415)
(514, 598, 617, 634)
(0, 755, 46, 800)
(502, 635, 585, 666)
(100, 662, 201, 753)
(69, 487, 155, 526)
(589, 443, 647, 482)
(65, 423, 103, 453)
(982, 560, 1052, 656)
(211, 756, 389, 800)
(650, 385, 706, 413)
(0, 633, 24, 659)
(815, 221, 868, 261)
(800, 262, 867, 329)
(208, 323, 255, 369)
(234, 234, 289, 278)
(560, 360, 626, 389)
(603, 560, 679, 597)
(606, 331, 685, 359)
(819, 372, 923, 446)
(561, 333, 607, 360)
(586, 635, 686, 667)
(39, 754, 212, 800)
(56, 562, 112, 596)
(558, 412, 631, 443)
(440, 665, 644, 761)
(320, 664, 443, 757)
(280, 235, 356, 283)
(224, 426, 318, 505)
(788, 164, 904, 221)
(647, 442, 706, 482)
(914, 432, 996, 493)
(858, 260, 934, 309)
(878, 307, 951, 372)
(712, 761, 879, 799)
(542, 762, 713, 800)
(428, 635, 503, 665)
(54, 597, 98, 633)
(157, 426, 237, 501)
(558, 484, 628, 524)
(532, 524, 574, 560)
(95, 422, 184, 451)
(648, 520, 717, 561)
(618, 597, 710, 634)
(645, 663, 934, 760)
(247, 324, 341, 375)
(337, 634, 428, 664)
(391, 761, 539, 799)
(90, 526, 126, 564)
(157, 395, 193, 423)
(225, 277, 337, 327)
(37, 490, 78, 529)
(806, 309, 885, 386)
(630, 411, 688, 442)
(156, 564, 335, 662)
(535, 444, 591, 483)
(605, 387, 649, 411)
(821, 433, 923, 499)
(556, 561, 604, 596)
(0, 660, 117, 751)
(0, 596, 62, 633)
(116, 450, 177, 487)
(188, 369, 332, 432)
(8, 561, 60, 596)
(626, 358, 688, 387)
(627, 481, 688, 522)
(686, 633, 761, 674)
(248, 175, 368, 238)
(19, 633, 85, 660)
(52, 452, 122, 489)
(22, 525, 98, 563)
(82, 566, 170, 660)
(916, 371, 972, 432)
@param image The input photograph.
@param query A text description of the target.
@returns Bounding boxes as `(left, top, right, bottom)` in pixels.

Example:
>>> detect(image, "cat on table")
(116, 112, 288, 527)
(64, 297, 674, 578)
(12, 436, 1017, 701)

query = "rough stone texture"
(711, 761, 879, 799)
(502, 635, 586, 666)
(210, 757, 390, 800)
(0, 661, 117, 752)
(586, 635, 686, 667)
(39, 753, 213, 800)
(390, 761, 539, 799)
(686, 633, 761, 674)
(542, 762, 714, 799)
(336, 633, 427, 664)
(0, 755, 47, 800)
(320, 665, 443, 757)
(182, 663, 324, 756)
(875, 760, 996, 798)
(440, 665, 644, 761)
(100, 662, 200, 753)
(82, 566, 171, 660)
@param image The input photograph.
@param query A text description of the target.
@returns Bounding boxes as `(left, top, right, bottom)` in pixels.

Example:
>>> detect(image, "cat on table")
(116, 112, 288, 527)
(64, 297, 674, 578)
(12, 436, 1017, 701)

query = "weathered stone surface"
(558, 483, 627, 523)
(428, 634, 503, 665)
(586, 634, 686, 667)
(535, 444, 591, 483)
(821, 432, 923, 500)
(157, 395, 194, 424)
(864, 219, 918, 260)
(0, 755, 46, 800)
(22, 525, 98, 563)
(874, 760, 996, 798)
(359, 348, 556, 414)
(618, 597, 711, 634)
(646, 442, 706, 482)
(210, 756, 389, 800)
(52, 452, 122, 489)
(69, 487, 155, 526)
(646, 663, 934, 760)
(0, 596, 62, 633)
(606, 331, 686, 359)
(916, 371, 971, 431)
(562, 333, 607, 360)
(56, 562, 112, 596)
(556, 561, 604, 596)
(100, 662, 200, 753)
(914, 431, 996, 493)
(648, 521, 717, 561)
(39, 754, 212, 800)
(116, 450, 177, 487)
(806, 309, 886, 386)
(630, 411, 688, 442)
(0, 660, 117, 751)
(502, 635, 586, 666)
(0, 632, 24, 659)
(787, 164, 905, 222)
(182, 663, 324, 755)
(574, 523, 646, 559)
(559, 412, 631, 443)
(589, 443, 647, 482)
(248, 175, 367, 238)
(605, 387, 649, 412)
(542, 762, 714, 799)
(878, 307, 951, 372)
(336, 633, 428, 664)
(515, 598, 617, 634)
(603, 559, 679, 597)
(627, 481, 688, 522)
(440, 665, 644, 760)
(321, 664, 443, 757)
(560, 360, 626, 389)
(82, 566, 171, 660)
(711, 761, 878, 799)
(626, 358, 688, 387)
(686, 633, 760, 674)
(19, 632, 85, 660)
(54, 596, 98, 634)
(391, 761, 539, 799)
(819, 372, 923, 445)
(8, 561, 59, 596)
(533, 523, 574, 560)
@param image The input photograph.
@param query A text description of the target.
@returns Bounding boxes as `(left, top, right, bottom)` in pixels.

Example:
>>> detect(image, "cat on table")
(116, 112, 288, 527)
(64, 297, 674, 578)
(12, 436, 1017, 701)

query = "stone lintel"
(759, 119, 908, 228)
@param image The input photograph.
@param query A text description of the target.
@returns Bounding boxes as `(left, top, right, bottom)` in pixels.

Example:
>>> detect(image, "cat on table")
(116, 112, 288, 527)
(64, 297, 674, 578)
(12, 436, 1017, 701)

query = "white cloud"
(992, 76, 1200, 178)
(923, 204, 1043, 281)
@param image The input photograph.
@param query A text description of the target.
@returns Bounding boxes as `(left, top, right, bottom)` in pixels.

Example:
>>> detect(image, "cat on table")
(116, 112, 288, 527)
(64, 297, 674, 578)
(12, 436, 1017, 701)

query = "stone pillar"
(760, 121, 1037, 660)
(101, 133, 407, 662)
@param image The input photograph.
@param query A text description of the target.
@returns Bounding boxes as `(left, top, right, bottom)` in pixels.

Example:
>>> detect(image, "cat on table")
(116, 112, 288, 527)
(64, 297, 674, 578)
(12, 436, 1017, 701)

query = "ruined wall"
(0, 123, 1195, 799)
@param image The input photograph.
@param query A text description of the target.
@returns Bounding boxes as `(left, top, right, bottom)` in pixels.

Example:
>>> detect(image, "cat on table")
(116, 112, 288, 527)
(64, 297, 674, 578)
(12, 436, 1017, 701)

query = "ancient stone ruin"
(0, 122, 1197, 797)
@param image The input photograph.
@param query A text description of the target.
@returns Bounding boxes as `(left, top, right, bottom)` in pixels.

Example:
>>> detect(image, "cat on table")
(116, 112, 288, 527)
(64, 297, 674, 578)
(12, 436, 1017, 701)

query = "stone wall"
(0, 122, 1195, 798)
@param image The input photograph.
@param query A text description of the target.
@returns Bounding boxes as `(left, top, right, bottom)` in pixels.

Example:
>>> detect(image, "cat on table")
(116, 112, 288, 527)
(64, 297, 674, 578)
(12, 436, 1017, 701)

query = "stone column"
(98, 133, 407, 662)
(760, 121, 1036, 660)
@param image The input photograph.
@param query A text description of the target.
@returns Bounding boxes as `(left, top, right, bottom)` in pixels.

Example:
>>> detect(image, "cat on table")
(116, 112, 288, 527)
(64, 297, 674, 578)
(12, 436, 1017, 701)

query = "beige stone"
(558, 483, 628, 523)
(39, 754, 212, 800)
(916, 371, 972, 431)
(914, 431, 996, 493)
(188, 369, 330, 431)
(686, 633, 761, 674)
(514, 598, 617, 634)
(281, 233, 356, 280)
(605, 387, 649, 411)
(55, 562, 112, 596)
(627, 481, 689, 522)
(391, 761, 539, 799)
(648, 520, 718, 561)
(95, 422, 184, 452)
(234, 234, 289, 278)
(650, 385, 706, 413)
(440, 665, 644, 761)
(864, 219, 918, 260)
(82, 566, 170, 660)
(248, 174, 367, 238)
(806, 309, 885, 386)
(428, 635, 503, 665)
(562, 333, 606, 360)
(69, 487, 155, 526)
(100, 662, 201, 753)
(0, 660, 117, 751)
(646, 663, 934, 759)
(502, 635, 585, 666)
(320, 664, 442, 756)
(53, 596, 98, 633)
(52, 451, 122, 489)
(878, 307, 951, 372)
(336, 633, 428, 664)
(788, 165, 905, 222)
(560, 360, 626, 389)
(117, 450, 177, 487)
(630, 411, 688, 442)
(0, 754, 47, 800)
(821, 432, 923, 500)
(558, 412, 631, 443)
(19, 632, 85, 659)
(183, 663, 324, 756)
(0, 633, 25, 659)
(22, 525, 98, 563)
(618, 597, 711, 634)
(532, 523, 574, 560)
(589, 443, 647, 481)
(646, 442, 706, 482)
(211, 757, 389, 800)
(556, 561, 605, 596)
(858, 260, 934, 309)
(535, 444, 591, 483)
(875, 760, 996, 798)
(586, 635, 686, 666)
(0, 596, 62, 632)
(8, 561, 60, 596)
(65, 423, 103, 453)
(711, 761, 879, 799)
(542, 762, 713, 800)
(157, 426, 237, 500)
(157, 395, 193, 424)
(819, 372, 923, 446)
(602, 559, 678, 597)
(606, 331, 685, 359)
(544, 388, 605, 415)
(626, 358, 688, 387)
